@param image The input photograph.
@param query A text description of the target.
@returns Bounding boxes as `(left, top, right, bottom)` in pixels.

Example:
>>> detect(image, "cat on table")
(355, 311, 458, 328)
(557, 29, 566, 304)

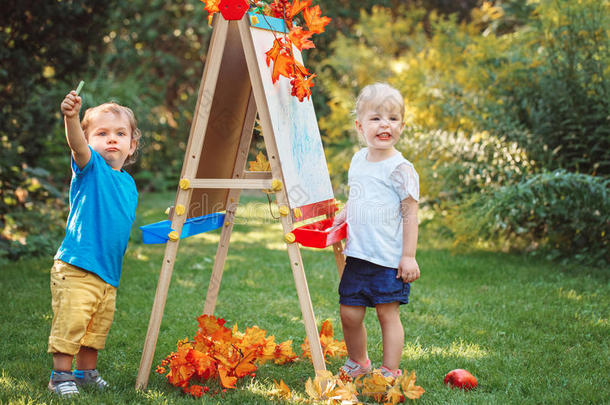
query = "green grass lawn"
(1, 191, 608, 404)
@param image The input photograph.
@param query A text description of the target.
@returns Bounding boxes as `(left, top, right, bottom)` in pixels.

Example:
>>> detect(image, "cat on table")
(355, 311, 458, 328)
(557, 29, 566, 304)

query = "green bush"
(399, 128, 534, 203)
(451, 170, 609, 266)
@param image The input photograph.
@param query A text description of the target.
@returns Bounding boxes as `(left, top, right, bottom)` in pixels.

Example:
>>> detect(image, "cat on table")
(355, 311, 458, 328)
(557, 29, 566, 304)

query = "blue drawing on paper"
(251, 27, 334, 208)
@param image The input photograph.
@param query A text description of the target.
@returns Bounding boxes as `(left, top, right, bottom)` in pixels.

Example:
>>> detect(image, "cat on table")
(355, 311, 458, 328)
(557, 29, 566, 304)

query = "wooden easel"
(135, 10, 344, 390)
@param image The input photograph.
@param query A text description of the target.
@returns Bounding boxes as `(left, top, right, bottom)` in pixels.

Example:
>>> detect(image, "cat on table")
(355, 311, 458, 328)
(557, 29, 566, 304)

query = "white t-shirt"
(344, 148, 419, 268)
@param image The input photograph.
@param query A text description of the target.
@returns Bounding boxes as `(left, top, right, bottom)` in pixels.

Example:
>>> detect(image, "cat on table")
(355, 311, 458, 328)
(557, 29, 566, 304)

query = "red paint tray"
(292, 218, 347, 248)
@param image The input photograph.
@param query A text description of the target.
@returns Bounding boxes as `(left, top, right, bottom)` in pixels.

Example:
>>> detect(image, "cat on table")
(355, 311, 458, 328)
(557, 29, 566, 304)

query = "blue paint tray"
(140, 212, 225, 244)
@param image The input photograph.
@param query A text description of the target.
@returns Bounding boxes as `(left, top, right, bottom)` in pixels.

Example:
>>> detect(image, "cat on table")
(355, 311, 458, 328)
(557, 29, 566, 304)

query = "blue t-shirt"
(55, 147, 138, 287)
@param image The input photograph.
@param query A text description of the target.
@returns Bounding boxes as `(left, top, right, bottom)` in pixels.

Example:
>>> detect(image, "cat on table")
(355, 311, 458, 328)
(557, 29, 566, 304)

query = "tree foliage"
(319, 0, 608, 263)
(2, 0, 607, 264)
(1, 0, 116, 259)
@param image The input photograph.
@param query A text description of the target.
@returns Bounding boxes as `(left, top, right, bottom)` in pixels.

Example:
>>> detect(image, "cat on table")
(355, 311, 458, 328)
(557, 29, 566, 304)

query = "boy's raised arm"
(60, 91, 90, 169)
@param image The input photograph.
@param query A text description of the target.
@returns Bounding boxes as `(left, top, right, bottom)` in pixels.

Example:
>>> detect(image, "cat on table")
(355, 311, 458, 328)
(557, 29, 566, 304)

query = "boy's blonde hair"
(355, 83, 405, 121)
(81, 102, 142, 166)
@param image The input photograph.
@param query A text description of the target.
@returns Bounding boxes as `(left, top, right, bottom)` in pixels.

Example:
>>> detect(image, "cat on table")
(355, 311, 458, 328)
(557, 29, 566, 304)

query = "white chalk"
(75, 80, 85, 95)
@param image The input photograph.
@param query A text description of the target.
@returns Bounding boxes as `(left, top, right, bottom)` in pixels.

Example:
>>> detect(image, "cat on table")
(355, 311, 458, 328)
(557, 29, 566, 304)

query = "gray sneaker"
(74, 369, 109, 390)
(340, 358, 372, 378)
(380, 366, 402, 379)
(48, 371, 80, 397)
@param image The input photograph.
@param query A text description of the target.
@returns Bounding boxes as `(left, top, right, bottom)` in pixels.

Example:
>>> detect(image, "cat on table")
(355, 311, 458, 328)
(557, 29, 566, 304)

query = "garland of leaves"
(200, 0, 330, 101)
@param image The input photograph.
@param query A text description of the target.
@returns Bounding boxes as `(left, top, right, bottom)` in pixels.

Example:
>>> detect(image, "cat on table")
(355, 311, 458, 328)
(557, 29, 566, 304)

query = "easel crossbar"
(189, 178, 273, 189)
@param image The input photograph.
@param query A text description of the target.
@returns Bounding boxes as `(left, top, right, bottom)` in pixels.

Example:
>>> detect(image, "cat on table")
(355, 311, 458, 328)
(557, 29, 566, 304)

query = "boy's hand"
(397, 256, 420, 283)
(61, 91, 81, 118)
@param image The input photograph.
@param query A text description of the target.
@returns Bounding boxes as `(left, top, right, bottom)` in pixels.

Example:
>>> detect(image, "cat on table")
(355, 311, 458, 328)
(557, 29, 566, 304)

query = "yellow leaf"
(329, 379, 359, 404)
(249, 151, 271, 172)
(305, 377, 320, 399)
(305, 370, 337, 400)
(399, 370, 425, 400)
(360, 370, 392, 400)
(385, 384, 403, 404)
(273, 379, 292, 399)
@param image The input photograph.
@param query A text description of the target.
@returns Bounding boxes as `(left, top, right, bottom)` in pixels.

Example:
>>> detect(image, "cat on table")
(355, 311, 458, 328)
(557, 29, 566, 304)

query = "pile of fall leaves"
(156, 315, 424, 403)
(200, 0, 330, 101)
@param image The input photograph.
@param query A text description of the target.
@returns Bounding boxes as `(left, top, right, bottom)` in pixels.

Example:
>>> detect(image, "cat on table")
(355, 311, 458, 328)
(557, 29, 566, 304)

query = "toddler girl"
(333, 83, 420, 379)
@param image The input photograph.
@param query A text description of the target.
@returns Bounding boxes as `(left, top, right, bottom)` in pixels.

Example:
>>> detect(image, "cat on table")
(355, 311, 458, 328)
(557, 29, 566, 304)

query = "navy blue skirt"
(339, 256, 410, 307)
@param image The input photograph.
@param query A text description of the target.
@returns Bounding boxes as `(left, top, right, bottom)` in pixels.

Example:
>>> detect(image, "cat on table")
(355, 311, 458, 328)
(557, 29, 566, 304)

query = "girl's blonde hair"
(355, 83, 405, 121)
(81, 102, 142, 166)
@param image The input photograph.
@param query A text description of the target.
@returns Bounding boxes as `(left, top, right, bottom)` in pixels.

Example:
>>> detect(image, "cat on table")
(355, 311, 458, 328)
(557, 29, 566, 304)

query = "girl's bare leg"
(340, 304, 368, 364)
(376, 302, 403, 370)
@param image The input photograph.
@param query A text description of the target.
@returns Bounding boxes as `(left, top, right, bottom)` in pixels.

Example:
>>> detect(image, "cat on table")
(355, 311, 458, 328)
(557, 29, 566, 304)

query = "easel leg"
(332, 241, 345, 278)
(203, 194, 238, 315)
(286, 243, 327, 371)
(135, 209, 187, 390)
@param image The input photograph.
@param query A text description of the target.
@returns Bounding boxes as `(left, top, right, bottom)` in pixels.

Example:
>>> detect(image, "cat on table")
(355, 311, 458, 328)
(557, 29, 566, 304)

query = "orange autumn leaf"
(233, 350, 258, 378)
(359, 371, 392, 402)
(200, 0, 219, 15)
(185, 349, 215, 379)
(158, 315, 298, 394)
(303, 5, 331, 34)
(399, 370, 425, 400)
(289, 26, 315, 50)
(291, 73, 315, 102)
(294, 59, 310, 76)
(385, 384, 403, 404)
(197, 314, 227, 336)
(271, 51, 295, 82)
(265, 38, 285, 67)
(301, 319, 347, 361)
(210, 323, 233, 344)
(273, 379, 292, 399)
(218, 365, 237, 389)
(320, 319, 334, 338)
(273, 340, 298, 365)
(288, 0, 311, 18)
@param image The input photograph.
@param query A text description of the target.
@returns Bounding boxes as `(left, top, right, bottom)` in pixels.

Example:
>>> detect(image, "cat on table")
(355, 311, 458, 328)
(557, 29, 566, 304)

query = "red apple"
(444, 369, 477, 390)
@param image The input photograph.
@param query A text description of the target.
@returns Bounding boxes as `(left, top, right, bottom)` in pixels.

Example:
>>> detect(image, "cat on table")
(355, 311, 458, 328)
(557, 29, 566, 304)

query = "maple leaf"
(360, 370, 392, 401)
(329, 379, 360, 404)
(305, 370, 337, 401)
(200, 0, 219, 15)
(210, 324, 233, 344)
(303, 5, 331, 34)
(271, 51, 295, 83)
(289, 26, 315, 51)
(218, 365, 237, 389)
(273, 340, 298, 365)
(385, 384, 403, 405)
(290, 73, 315, 102)
(288, 0, 311, 18)
(233, 350, 258, 378)
(185, 349, 215, 379)
(265, 38, 285, 67)
(273, 379, 292, 399)
(320, 319, 334, 338)
(302, 319, 348, 361)
(197, 314, 226, 337)
(294, 60, 310, 76)
(399, 370, 425, 400)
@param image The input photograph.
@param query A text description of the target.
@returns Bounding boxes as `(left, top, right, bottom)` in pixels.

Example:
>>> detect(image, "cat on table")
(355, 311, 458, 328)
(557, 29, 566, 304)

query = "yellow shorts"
(48, 260, 117, 355)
